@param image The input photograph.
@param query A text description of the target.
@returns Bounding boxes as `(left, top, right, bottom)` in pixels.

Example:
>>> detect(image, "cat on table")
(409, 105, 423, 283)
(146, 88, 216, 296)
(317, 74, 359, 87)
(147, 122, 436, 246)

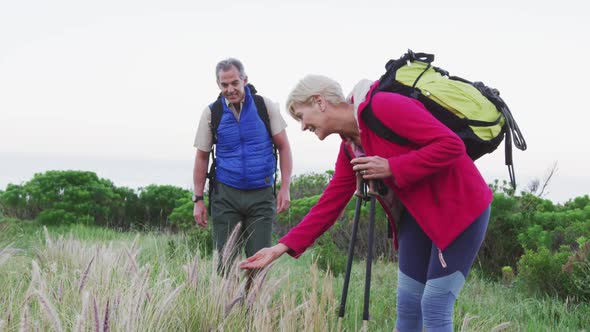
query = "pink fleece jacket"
(280, 82, 493, 257)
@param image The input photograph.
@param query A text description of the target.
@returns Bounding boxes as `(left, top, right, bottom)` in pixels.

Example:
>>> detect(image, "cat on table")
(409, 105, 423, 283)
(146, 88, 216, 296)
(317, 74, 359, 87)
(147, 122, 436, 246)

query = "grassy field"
(0, 219, 588, 331)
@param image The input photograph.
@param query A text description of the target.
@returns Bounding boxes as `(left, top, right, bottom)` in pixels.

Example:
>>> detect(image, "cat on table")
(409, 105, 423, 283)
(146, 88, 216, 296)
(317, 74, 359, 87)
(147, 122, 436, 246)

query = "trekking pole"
(337, 172, 366, 329)
(363, 180, 378, 330)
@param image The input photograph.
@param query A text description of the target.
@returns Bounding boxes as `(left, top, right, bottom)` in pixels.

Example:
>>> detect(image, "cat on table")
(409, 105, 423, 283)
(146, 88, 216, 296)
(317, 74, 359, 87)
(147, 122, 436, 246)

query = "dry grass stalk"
(256, 274, 288, 313)
(142, 267, 153, 302)
(6, 311, 11, 329)
(18, 298, 29, 332)
(124, 247, 139, 274)
(79, 255, 95, 293)
(245, 262, 274, 308)
(92, 295, 99, 332)
(74, 291, 90, 332)
(126, 265, 151, 328)
(0, 243, 20, 267)
(221, 222, 242, 271)
(183, 254, 200, 289)
(460, 314, 478, 331)
(220, 264, 243, 312)
(103, 299, 110, 332)
(154, 285, 184, 325)
(29, 260, 43, 293)
(129, 234, 140, 253)
(224, 295, 245, 317)
(34, 289, 63, 332)
(50, 279, 64, 304)
(460, 314, 513, 332)
(490, 322, 512, 332)
(43, 226, 53, 247)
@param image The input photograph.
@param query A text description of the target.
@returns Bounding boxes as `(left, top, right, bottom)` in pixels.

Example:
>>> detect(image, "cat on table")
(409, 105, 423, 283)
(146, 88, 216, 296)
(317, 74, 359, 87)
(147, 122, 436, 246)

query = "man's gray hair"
(215, 58, 247, 82)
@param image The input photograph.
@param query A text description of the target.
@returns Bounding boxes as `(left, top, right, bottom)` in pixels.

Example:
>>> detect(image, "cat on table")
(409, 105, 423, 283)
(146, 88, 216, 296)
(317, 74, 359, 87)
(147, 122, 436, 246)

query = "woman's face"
(293, 102, 329, 140)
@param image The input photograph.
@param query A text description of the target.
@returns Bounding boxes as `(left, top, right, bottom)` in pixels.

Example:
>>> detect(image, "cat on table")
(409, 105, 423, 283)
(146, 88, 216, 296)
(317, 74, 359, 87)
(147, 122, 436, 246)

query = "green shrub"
(0, 171, 126, 226)
(168, 197, 213, 256)
(138, 184, 191, 228)
(513, 199, 590, 302)
(169, 198, 196, 231)
(36, 208, 89, 225)
(315, 233, 346, 276)
(516, 246, 575, 299)
(501, 266, 515, 287)
(477, 193, 527, 276)
(562, 241, 590, 302)
(186, 226, 213, 257)
(289, 171, 331, 200)
(561, 195, 590, 210)
(0, 171, 196, 230)
(276, 195, 321, 229)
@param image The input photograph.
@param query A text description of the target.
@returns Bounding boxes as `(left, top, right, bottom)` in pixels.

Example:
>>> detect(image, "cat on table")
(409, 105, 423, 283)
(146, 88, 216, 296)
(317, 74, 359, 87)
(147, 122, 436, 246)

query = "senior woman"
(240, 75, 492, 332)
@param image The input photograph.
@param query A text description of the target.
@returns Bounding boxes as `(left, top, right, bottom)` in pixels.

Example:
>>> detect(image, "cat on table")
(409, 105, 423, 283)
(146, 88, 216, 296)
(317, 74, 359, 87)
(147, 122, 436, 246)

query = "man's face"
(217, 66, 247, 105)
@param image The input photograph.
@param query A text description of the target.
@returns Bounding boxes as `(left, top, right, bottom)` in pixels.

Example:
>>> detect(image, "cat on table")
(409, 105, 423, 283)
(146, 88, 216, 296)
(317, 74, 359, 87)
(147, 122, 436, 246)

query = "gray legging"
(395, 205, 491, 332)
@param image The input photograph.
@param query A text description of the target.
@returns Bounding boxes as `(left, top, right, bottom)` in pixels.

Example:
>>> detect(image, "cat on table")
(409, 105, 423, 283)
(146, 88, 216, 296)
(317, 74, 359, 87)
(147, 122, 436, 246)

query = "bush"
(168, 197, 213, 256)
(476, 193, 527, 276)
(315, 233, 346, 276)
(516, 238, 590, 302)
(276, 195, 321, 234)
(0, 171, 196, 231)
(289, 171, 331, 200)
(186, 227, 213, 257)
(36, 209, 84, 225)
(516, 246, 574, 298)
(138, 185, 191, 228)
(0, 171, 127, 226)
(562, 241, 590, 302)
(169, 198, 196, 231)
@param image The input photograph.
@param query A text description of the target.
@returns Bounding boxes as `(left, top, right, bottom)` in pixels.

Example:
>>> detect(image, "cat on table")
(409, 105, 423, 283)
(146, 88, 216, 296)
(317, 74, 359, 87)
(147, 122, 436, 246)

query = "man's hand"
(240, 243, 289, 270)
(193, 201, 207, 228)
(351, 156, 393, 180)
(276, 186, 291, 214)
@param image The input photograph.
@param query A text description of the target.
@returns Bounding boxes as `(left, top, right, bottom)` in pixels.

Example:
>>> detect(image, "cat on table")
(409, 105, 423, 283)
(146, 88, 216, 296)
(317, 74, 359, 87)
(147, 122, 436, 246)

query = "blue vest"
(214, 86, 275, 189)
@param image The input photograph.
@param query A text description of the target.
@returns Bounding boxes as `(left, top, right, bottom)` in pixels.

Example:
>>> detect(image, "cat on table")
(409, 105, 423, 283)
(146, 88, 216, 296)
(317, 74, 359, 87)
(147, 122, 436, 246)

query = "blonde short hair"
(285, 75, 346, 120)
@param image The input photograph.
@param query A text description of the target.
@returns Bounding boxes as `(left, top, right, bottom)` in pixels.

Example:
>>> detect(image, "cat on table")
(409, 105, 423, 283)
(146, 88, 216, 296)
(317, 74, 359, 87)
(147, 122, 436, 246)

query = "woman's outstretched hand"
(240, 243, 289, 269)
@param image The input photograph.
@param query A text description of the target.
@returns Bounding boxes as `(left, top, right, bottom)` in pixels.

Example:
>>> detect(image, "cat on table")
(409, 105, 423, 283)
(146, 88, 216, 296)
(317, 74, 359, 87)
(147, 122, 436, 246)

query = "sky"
(1, 0, 589, 203)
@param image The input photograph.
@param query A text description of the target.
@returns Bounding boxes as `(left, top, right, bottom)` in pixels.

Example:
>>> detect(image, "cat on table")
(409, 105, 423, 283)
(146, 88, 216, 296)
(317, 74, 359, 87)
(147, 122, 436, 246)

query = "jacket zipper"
(438, 248, 447, 268)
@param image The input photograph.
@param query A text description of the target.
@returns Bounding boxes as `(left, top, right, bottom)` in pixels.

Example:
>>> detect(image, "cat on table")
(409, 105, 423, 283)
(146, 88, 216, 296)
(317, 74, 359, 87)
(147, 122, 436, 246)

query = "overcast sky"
(1, 0, 589, 202)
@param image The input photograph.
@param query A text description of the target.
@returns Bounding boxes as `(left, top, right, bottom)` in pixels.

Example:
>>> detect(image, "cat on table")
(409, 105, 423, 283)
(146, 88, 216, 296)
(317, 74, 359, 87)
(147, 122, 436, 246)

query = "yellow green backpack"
(362, 50, 527, 188)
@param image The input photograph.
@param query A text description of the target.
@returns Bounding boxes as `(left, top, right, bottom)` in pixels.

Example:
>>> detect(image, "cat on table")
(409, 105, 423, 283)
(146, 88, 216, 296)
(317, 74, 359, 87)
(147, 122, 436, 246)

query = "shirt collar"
(224, 98, 243, 107)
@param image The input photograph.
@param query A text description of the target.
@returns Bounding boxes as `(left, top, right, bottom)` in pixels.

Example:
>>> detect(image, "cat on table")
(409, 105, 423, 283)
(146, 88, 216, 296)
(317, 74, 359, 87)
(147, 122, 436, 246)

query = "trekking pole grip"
(355, 172, 365, 197)
(367, 180, 378, 197)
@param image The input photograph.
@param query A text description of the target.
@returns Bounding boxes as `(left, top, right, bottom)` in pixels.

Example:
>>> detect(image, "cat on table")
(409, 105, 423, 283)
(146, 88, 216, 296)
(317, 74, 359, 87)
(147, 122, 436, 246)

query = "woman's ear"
(314, 96, 326, 112)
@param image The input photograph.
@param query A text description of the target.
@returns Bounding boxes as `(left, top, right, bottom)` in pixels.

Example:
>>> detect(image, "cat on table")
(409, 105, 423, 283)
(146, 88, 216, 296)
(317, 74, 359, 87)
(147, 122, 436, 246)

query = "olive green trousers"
(211, 182, 275, 273)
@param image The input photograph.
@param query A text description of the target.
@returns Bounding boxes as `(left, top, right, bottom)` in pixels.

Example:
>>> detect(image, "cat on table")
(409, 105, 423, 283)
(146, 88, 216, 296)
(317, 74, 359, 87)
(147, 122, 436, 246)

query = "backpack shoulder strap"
(210, 85, 274, 141)
(207, 98, 223, 212)
(361, 92, 412, 146)
(342, 142, 353, 161)
(252, 94, 272, 138)
(210, 99, 223, 144)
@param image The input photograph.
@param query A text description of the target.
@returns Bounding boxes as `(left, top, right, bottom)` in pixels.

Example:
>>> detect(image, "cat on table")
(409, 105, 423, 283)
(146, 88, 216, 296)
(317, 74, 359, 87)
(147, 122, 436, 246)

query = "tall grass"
(0, 226, 341, 331)
(0, 220, 588, 331)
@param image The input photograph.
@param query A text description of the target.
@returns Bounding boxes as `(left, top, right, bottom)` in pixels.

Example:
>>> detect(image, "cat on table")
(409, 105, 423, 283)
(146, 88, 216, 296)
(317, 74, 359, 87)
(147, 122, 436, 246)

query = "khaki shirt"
(193, 95, 287, 152)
